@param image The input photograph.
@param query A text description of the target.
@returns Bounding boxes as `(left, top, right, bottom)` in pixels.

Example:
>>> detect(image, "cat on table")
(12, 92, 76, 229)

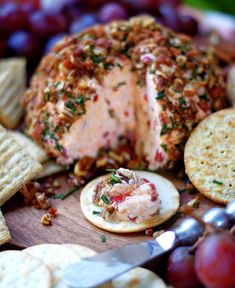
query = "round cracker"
(25, 244, 96, 288)
(80, 171, 179, 233)
(184, 108, 235, 204)
(0, 250, 51, 288)
(101, 267, 167, 288)
(63, 243, 96, 258)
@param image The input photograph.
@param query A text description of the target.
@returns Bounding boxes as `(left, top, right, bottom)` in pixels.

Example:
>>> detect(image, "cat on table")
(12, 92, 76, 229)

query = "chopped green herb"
(170, 116, 177, 128)
(65, 101, 76, 114)
(213, 180, 223, 185)
(156, 91, 165, 100)
(76, 96, 85, 104)
(160, 123, 169, 136)
(54, 125, 60, 132)
(136, 79, 144, 88)
(100, 235, 106, 243)
(53, 186, 79, 200)
(178, 97, 185, 108)
(108, 109, 114, 118)
(90, 54, 104, 64)
(106, 168, 117, 173)
(160, 144, 168, 152)
(44, 91, 50, 102)
(101, 194, 110, 204)
(116, 63, 123, 69)
(54, 81, 61, 88)
(92, 210, 100, 215)
(109, 174, 122, 185)
(200, 93, 210, 101)
(116, 81, 126, 89)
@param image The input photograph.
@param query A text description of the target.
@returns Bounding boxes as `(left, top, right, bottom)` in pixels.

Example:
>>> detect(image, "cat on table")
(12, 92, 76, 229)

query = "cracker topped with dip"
(80, 168, 179, 233)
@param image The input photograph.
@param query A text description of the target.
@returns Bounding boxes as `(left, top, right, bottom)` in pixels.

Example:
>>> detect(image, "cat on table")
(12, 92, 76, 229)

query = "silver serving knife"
(63, 217, 204, 288)
(63, 201, 235, 287)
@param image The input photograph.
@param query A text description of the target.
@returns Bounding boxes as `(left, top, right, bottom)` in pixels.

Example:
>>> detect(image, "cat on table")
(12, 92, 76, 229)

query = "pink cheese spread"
(92, 168, 160, 223)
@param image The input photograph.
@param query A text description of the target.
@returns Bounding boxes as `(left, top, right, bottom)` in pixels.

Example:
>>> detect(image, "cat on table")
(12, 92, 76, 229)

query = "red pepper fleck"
(128, 216, 137, 222)
(148, 182, 156, 190)
(147, 120, 151, 128)
(151, 192, 157, 201)
(124, 111, 129, 117)
(93, 95, 99, 102)
(103, 132, 109, 138)
(111, 195, 123, 203)
(63, 59, 74, 70)
(144, 94, 148, 102)
(155, 151, 163, 162)
(142, 178, 150, 183)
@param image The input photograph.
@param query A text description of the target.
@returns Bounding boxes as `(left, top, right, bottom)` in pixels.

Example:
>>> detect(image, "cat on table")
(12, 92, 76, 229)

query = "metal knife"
(62, 217, 204, 288)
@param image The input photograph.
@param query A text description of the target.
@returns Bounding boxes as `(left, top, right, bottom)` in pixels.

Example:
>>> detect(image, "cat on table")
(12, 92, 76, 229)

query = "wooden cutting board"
(2, 171, 219, 253)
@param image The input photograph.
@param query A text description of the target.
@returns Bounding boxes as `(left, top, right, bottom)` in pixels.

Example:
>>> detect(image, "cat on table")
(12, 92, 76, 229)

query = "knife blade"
(63, 218, 204, 288)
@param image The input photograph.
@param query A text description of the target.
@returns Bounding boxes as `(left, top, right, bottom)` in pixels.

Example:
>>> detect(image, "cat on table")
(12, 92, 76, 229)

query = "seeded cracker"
(0, 58, 26, 129)
(0, 250, 51, 288)
(0, 209, 11, 245)
(0, 125, 42, 206)
(184, 108, 235, 204)
(9, 130, 48, 163)
(25, 244, 96, 288)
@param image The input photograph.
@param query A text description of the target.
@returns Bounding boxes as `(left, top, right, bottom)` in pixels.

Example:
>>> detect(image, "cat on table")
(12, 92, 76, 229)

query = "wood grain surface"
(1, 171, 220, 253)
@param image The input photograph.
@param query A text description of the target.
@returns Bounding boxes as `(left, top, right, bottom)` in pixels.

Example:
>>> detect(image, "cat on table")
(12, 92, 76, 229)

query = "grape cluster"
(167, 228, 235, 287)
(0, 0, 199, 73)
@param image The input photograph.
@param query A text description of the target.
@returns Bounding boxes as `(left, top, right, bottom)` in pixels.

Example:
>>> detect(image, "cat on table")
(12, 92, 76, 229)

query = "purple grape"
(69, 13, 98, 34)
(158, 4, 182, 32)
(29, 10, 67, 38)
(20, 2, 37, 15)
(0, 37, 7, 58)
(98, 2, 128, 23)
(7, 31, 42, 59)
(0, 3, 28, 35)
(44, 33, 66, 54)
(179, 15, 198, 36)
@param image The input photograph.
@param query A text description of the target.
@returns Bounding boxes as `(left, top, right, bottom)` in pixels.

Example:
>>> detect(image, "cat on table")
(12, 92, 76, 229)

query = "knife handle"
(174, 217, 204, 246)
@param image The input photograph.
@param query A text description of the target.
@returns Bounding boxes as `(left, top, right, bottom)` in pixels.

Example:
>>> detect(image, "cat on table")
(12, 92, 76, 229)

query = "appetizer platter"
(0, 0, 234, 287)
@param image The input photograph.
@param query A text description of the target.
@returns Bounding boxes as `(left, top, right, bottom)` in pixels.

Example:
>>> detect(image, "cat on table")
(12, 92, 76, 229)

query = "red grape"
(98, 2, 128, 23)
(44, 33, 66, 54)
(20, 3, 37, 15)
(0, 3, 28, 35)
(7, 31, 42, 59)
(167, 246, 202, 288)
(159, 4, 182, 32)
(29, 10, 67, 38)
(195, 233, 235, 288)
(0, 37, 7, 58)
(69, 13, 98, 34)
(180, 15, 198, 36)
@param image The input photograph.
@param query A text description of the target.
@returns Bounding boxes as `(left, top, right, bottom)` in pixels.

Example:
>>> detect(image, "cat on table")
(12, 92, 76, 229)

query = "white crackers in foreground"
(0, 125, 42, 207)
(0, 209, 11, 245)
(0, 58, 26, 129)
